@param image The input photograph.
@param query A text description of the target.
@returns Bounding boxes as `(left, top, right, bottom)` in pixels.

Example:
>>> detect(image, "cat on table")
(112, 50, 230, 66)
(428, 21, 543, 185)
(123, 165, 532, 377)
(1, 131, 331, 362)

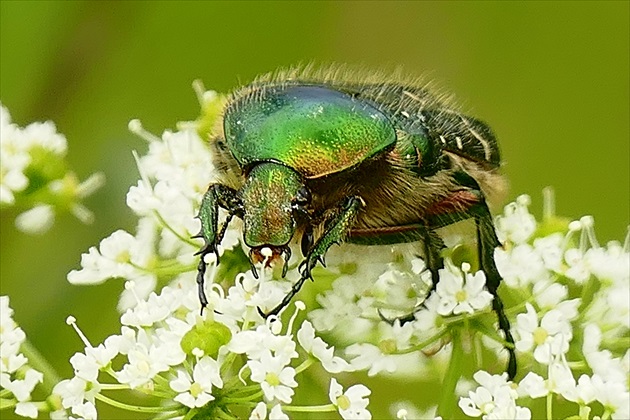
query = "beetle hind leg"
(475, 203, 517, 379)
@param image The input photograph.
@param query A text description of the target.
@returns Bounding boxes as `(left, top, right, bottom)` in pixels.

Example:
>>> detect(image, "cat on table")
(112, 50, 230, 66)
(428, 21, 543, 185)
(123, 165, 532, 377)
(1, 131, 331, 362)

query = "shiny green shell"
(223, 85, 396, 178)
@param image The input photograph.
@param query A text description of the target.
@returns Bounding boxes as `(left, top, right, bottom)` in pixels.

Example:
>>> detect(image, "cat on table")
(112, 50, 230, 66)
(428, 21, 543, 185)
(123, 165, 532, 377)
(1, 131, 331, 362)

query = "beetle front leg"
(260, 196, 364, 318)
(194, 184, 242, 311)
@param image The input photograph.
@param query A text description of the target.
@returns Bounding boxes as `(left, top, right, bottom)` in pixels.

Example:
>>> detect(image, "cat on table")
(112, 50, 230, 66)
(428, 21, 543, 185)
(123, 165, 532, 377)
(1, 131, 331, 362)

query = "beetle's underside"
(194, 66, 516, 379)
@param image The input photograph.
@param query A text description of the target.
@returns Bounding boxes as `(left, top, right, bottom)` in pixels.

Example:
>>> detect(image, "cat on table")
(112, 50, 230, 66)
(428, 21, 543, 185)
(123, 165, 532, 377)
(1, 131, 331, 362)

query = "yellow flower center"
(455, 290, 468, 303)
(265, 372, 280, 386)
(137, 359, 150, 375)
(190, 382, 203, 398)
(533, 327, 549, 345)
(116, 250, 131, 263)
(336, 395, 351, 410)
(378, 338, 397, 354)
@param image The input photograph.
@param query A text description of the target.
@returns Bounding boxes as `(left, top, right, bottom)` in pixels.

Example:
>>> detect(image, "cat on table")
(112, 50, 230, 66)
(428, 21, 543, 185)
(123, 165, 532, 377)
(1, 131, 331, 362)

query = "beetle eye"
(294, 187, 311, 206)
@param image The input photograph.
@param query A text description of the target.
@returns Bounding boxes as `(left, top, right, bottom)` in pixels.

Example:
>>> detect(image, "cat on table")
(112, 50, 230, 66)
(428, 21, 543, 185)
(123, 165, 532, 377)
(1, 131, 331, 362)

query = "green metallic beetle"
(194, 67, 516, 378)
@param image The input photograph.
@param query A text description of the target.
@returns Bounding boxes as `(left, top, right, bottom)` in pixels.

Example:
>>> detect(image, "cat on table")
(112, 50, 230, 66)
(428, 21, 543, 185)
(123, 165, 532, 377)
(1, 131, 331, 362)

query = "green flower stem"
(567, 361, 588, 370)
(546, 392, 553, 420)
(438, 328, 464, 419)
(216, 406, 237, 420)
(294, 357, 314, 374)
(282, 403, 336, 413)
(220, 352, 239, 378)
(1, 397, 16, 410)
(397, 328, 448, 355)
(94, 393, 170, 413)
(21, 339, 61, 394)
(222, 390, 264, 404)
(99, 384, 131, 390)
(155, 409, 187, 420)
(152, 372, 171, 388)
(153, 210, 199, 248)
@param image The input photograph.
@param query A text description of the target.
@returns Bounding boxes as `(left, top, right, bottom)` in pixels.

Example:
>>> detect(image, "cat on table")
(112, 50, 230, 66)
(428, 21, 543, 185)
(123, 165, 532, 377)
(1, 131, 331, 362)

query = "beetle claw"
(250, 263, 259, 279)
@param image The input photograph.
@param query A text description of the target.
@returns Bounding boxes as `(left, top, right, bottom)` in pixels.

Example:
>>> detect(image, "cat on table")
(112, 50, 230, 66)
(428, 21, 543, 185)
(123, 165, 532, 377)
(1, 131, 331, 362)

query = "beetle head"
(241, 162, 304, 276)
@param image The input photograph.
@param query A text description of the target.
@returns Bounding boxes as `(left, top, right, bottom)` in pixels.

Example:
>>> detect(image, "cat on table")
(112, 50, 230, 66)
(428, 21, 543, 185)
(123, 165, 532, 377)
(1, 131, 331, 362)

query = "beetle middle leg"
(259, 195, 364, 319)
(425, 185, 516, 379)
(353, 180, 516, 378)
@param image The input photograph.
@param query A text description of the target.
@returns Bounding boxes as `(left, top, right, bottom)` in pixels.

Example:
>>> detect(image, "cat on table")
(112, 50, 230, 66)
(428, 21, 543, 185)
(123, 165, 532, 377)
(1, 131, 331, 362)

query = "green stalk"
(21, 339, 62, 394)
(282, 403, 337, 413)
(438, 328, 464, 419)
(94, 393, 169, 413)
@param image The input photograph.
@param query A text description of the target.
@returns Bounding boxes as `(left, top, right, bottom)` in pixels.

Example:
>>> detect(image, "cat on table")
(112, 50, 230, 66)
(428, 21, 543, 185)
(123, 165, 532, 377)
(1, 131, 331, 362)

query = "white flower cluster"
(53, 85, 629, 419)
(56, 88, 371, 419)
(0, 296, 44, 418)
(0, 104, 104, 234)
(454, 198, 629, 420)
(52, 280, 368, 419)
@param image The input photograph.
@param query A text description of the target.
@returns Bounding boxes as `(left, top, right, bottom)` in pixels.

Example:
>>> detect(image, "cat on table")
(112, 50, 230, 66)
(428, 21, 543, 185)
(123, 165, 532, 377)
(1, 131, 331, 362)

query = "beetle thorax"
(240, 162, 302, 248)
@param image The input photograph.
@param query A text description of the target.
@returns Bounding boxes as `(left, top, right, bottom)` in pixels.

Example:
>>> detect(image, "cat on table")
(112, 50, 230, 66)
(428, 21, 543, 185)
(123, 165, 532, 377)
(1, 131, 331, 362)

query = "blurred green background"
(1, 1, 628, 418)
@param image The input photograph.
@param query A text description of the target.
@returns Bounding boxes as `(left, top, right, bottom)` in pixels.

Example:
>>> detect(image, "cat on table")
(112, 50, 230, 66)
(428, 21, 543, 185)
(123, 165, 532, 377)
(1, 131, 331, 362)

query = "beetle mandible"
(194, 66, 516, 379)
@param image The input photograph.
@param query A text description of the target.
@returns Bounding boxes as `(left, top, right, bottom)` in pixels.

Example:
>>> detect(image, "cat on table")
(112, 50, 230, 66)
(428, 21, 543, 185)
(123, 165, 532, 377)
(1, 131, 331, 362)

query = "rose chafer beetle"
(195, 67, 516, 378)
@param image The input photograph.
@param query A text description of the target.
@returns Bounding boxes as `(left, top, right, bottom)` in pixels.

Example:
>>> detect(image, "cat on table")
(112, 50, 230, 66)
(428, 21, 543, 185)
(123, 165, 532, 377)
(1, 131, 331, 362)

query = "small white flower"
(116, 342, 170, 388)
(229, 322, 297, 365)
(459, 386, 495, 417)
(170, 356, 223, 408)
(515, 303, 573, 364)
(269, 404, 289, 420)
(472, 371, 515, 398)
(1, 368, 43, 402)
(249, 402, 267, 420)
(460, 376, 530, 420)
(15, 204, 55, 234)
(590, 374, 630, 420)
(53, 376, 101, 410)
(533, 233, 564, 272)
(120, 288, 174, 327)
(565, 374, 596, 405)
(309, 282, 364, 332)
(15, 401, 39, 418)
(69, 401, 97, 420)
(495, 195, 536, 244)
(248, 350, 297, 403)
(546, 360, 576, 397)
(67, 229, 154, 286)
(495, 244, 548, 288)
(435, 264, 493, 316)
(413, 292, 441, 333)
(345, 343, 398, 376)
(329, 378, 372, 420)
(564, 248, 592, 284)
(517, 372, 548, 399)
(532, 281, 568, 309)
(297, 320, 351, 373)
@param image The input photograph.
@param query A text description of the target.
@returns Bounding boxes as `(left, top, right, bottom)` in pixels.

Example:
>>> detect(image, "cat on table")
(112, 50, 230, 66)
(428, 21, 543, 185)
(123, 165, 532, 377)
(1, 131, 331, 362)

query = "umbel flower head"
(0, 103, 104, 234)
(6, 81, 623, 420)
